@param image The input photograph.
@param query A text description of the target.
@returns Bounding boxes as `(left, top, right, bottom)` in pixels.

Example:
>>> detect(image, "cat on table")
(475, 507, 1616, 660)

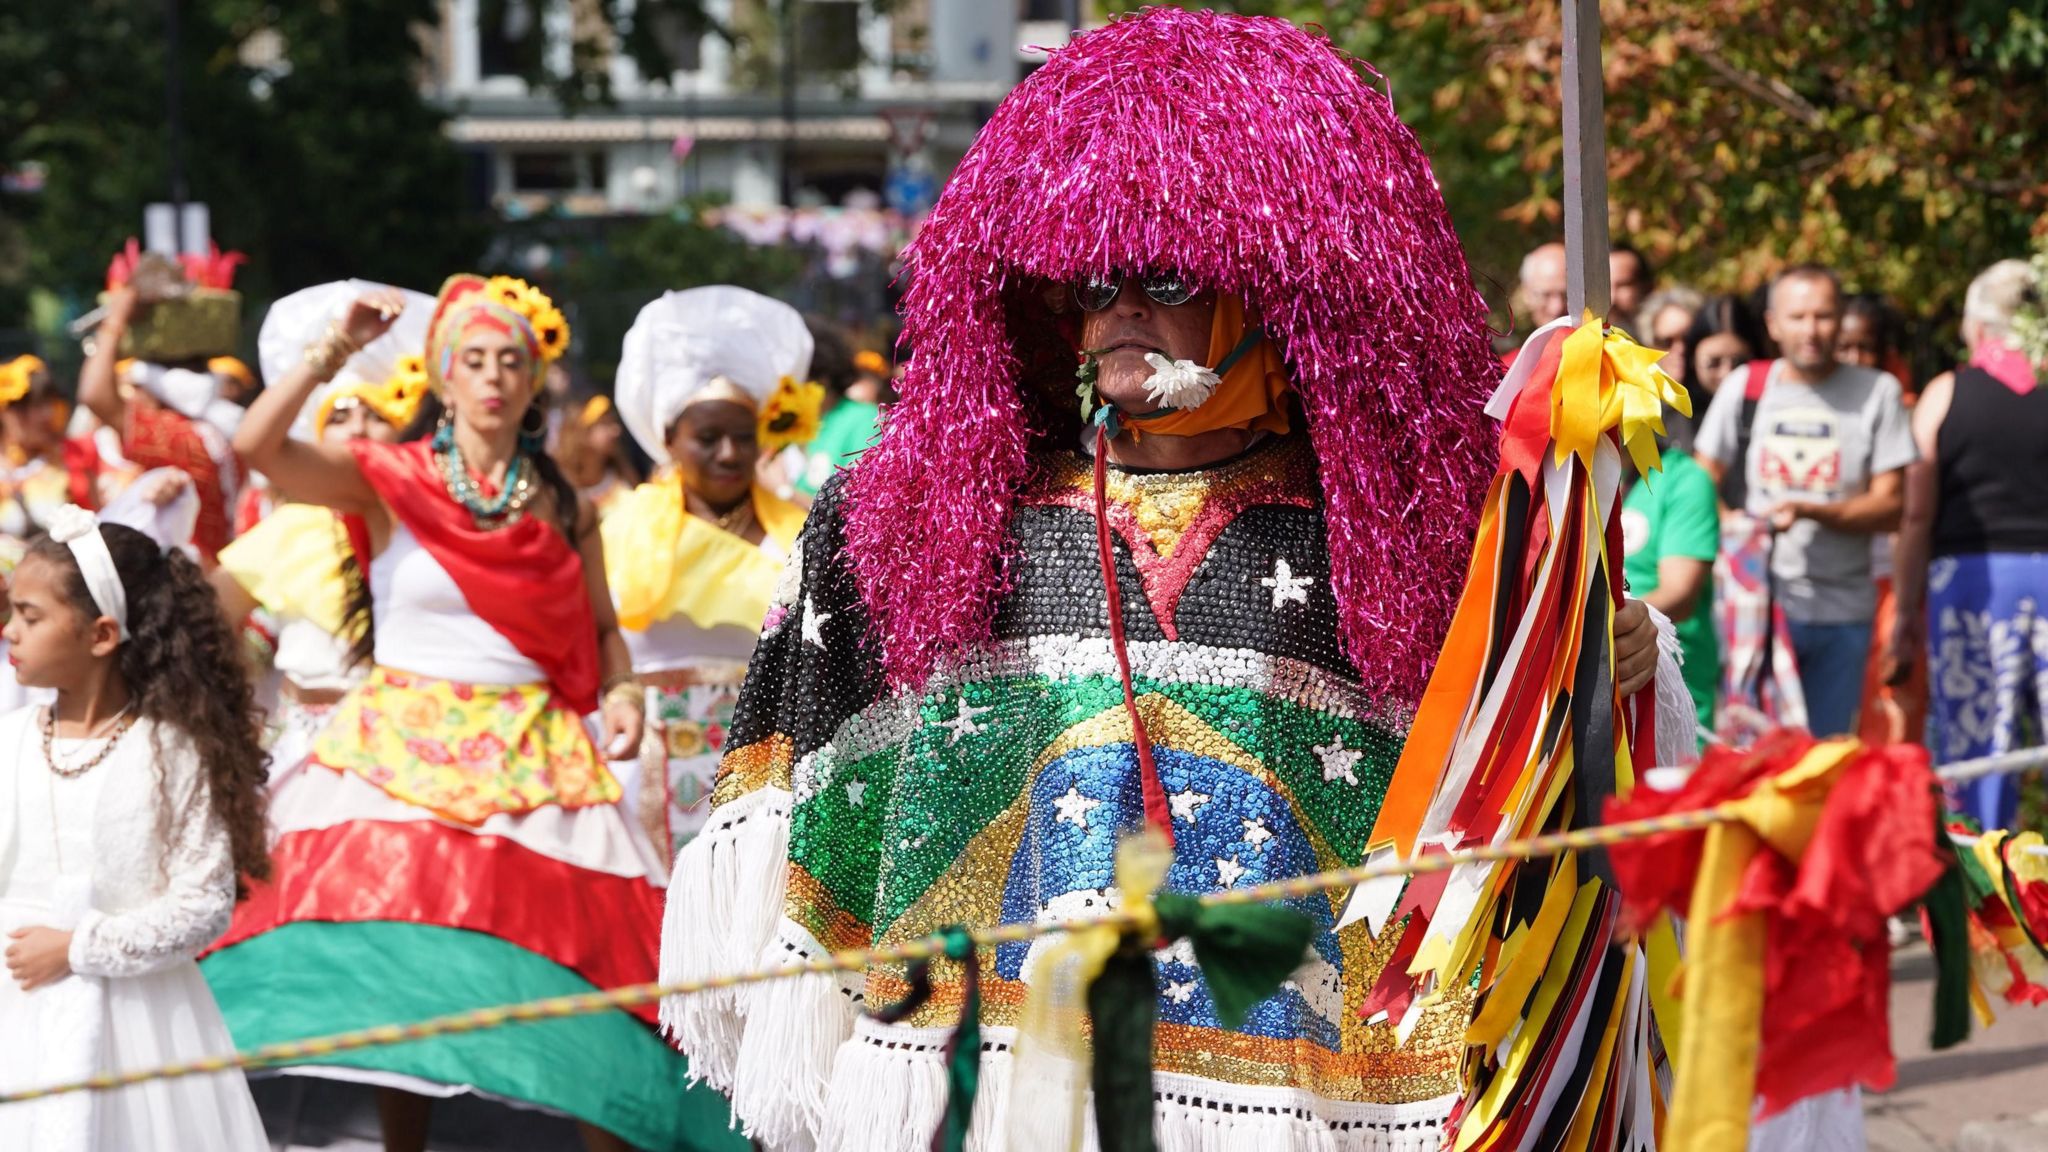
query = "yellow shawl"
(216, 503, 356, 637)
(606, 471, 806, 634)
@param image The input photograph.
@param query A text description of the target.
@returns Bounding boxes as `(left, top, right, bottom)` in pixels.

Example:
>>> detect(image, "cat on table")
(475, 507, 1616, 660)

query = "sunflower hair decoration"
(484, 275, 571, 364)
(317, 353, 433, 435)
(382, 353, 432, 420)
(0, 355, 45, 407)
(759, 376, 825, 453)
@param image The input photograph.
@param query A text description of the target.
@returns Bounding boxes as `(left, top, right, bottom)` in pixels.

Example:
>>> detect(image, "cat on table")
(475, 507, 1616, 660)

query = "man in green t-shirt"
(1620, 448, 1722, 734)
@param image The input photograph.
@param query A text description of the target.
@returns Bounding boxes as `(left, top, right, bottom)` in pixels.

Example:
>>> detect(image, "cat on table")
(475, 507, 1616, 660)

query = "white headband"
(47, 505, 130, 641)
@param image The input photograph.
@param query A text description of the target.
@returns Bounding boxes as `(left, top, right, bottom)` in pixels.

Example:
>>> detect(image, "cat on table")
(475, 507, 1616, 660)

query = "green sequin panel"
(787, 741, 902, 927)
(839, 672, 1404, 940)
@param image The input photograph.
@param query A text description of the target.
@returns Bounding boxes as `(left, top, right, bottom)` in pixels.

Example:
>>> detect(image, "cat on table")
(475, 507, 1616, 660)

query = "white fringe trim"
(659, 787, 793, 1090)
(817, 1018, 1456, 1152)
(728, 930, 862, 1151)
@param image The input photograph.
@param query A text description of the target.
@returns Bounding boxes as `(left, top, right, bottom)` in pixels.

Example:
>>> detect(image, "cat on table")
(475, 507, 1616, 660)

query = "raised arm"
(79, 288, 138, 430)
(234, 290, 407, 514)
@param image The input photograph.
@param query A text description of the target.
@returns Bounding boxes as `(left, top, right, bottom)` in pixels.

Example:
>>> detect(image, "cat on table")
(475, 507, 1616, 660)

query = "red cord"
(1094, 425, 1175, 842)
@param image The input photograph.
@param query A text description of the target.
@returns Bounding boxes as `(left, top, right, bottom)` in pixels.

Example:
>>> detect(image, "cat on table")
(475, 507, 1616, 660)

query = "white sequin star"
(1169, 788, 1212, 825)
(1165, 979, 1198, 1005)
(1241, 816, 1273, 852)
(844, 779, 866, 807)
(800, 597, 832, 649)
(1261, 556, 1312, 609)
(937, 697, 991, 746)
(1314, 737, 1361, 787)
(1053, 784, 1101, 831)
(1215, 856, 1247, 887)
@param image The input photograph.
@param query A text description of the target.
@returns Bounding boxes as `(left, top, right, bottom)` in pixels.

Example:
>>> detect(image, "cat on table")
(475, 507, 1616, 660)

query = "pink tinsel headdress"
(845, 7, 1500, 704)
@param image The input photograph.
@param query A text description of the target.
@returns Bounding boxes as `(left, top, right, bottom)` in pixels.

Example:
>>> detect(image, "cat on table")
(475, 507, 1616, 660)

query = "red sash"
(61, 437, 101, 508)
(351, 440, 599, 714)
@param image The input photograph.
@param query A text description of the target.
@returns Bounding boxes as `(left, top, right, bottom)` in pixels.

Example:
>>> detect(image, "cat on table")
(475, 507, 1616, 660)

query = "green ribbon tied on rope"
(1088, 893, 1318, 1152)
(876, 881, 1313, 1152)
(869, 926, 982, 1152)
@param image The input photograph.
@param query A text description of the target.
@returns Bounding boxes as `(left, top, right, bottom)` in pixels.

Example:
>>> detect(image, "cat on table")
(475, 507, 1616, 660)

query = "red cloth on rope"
(351, 439, 599, 714)
(1606, 732, 1946, 1114)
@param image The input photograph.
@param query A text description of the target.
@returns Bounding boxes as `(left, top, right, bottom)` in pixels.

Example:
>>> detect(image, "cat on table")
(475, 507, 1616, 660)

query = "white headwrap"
(257, 279, 434, 442)
(46, 505, 130, 641)
(614, 286, 813, 464)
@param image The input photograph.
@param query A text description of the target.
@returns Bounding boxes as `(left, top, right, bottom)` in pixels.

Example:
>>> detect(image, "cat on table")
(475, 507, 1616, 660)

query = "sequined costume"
(660, 9, 1654, 1152)
(669, 437, 1493, 1149)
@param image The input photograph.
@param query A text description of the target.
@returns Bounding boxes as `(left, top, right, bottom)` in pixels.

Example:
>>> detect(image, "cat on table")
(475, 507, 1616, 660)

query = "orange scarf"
(1126, 294, 1292, 438)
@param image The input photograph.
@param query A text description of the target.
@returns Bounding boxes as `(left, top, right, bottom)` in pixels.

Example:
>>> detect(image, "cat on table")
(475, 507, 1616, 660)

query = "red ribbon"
(1093, 426, 1173, 841)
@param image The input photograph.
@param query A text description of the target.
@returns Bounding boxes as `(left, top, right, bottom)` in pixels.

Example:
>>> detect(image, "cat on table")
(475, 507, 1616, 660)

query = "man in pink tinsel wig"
(658, 9, 1664, 1150)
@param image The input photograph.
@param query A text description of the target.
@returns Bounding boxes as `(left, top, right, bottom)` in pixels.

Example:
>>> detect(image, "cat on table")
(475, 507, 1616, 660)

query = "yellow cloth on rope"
(1006, 830, 1169, 1152)
(604, 471, 806, 633)
(1666, 738, 1860, 1152)
(1551, 311, 1694, 475)
(216, 503, 356, 637)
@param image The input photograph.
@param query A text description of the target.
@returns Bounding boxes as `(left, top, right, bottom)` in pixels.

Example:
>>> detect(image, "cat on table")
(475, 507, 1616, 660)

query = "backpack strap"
(1743, 359, 1774, 401)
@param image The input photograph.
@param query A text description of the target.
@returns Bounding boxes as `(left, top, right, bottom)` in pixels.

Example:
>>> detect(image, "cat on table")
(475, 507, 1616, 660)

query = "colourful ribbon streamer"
(1550, 311, 1694, 475)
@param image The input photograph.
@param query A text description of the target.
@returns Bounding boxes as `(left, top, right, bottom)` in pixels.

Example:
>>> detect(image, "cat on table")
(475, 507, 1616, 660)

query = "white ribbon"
(45, 505, 129, 641)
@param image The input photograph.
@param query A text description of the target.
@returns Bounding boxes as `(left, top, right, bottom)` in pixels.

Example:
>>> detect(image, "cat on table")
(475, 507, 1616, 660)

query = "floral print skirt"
(1928, 551, 2048, 829)
(312, 666, 620, 825)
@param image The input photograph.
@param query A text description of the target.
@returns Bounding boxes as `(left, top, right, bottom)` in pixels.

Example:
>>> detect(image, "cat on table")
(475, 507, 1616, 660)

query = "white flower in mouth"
(1140, 353, 1220, 410)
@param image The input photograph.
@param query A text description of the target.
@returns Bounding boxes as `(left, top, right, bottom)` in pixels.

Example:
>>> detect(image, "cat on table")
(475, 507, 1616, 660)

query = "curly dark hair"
(27, 525, 271, 897)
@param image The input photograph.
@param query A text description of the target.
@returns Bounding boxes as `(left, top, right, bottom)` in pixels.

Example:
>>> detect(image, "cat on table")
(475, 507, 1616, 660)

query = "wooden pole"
(1561, 0, 1611, 321)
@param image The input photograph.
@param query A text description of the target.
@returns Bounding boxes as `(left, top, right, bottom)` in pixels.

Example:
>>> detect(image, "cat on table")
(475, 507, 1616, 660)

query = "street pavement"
(1869, 945, 2048, 1152)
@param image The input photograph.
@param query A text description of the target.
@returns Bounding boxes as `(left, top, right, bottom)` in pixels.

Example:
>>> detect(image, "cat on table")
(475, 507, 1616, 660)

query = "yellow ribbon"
(1550, 312, 1694, 475)
(1666, 739, 1859, 1152)
(1007, 829, 1170, 1152)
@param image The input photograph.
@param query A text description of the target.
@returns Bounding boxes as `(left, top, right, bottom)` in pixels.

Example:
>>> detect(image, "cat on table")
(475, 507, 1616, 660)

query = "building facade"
(424, 0, 1081, 217)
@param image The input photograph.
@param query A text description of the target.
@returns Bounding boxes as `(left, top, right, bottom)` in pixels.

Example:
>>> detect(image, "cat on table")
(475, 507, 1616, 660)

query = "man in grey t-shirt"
(1696, 264, 1915, 736)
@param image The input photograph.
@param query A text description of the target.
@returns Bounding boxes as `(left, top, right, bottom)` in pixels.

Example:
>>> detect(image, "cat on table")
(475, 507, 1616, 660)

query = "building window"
(512, 151, 580, 193)
(798, 0, 862, 75)
(480, 0, 545, 79)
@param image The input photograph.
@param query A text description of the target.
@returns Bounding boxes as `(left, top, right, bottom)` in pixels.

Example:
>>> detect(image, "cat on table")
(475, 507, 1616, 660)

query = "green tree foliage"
(0, 0, 481, 339)
(1116, 0, 2048, 318)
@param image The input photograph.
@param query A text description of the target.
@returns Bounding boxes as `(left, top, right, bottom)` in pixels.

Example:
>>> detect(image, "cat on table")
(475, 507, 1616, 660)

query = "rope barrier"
(3, 739, 2044, 1107)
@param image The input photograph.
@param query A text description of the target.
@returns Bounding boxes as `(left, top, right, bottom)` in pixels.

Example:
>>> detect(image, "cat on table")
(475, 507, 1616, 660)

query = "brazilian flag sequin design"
(674, 436, 1473, 1144)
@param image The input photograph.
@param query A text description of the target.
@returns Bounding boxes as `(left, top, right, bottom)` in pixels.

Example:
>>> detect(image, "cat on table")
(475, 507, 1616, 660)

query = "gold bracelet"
(602, 679, 644, 712)
(304, 322, 360, 379)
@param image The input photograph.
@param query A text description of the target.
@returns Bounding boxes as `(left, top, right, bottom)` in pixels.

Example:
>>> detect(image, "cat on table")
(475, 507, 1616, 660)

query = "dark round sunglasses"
(1072, 270, 1197, 312)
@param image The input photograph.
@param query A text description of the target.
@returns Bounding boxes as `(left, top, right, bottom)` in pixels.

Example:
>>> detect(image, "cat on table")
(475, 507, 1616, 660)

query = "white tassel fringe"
(659, 787, 794, 1090)
(812, 1019, 1455, 1152)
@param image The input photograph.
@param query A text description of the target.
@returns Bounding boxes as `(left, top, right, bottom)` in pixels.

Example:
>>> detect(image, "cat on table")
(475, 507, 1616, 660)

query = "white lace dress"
(0, 706, 267, 1151)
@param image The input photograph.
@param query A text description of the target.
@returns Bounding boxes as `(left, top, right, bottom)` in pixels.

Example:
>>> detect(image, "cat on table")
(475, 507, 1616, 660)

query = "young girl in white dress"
(0, 504, 270, 1151)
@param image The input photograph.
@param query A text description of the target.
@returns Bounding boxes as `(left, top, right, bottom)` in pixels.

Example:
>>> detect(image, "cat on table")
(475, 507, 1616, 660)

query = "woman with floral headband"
(606, 286, 817, 855)
(199, 276, 736, 1152)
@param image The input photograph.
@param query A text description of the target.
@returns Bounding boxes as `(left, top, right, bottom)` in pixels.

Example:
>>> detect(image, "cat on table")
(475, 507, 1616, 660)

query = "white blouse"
(0, 708, 235, 979)
(370, 524, 548, 686)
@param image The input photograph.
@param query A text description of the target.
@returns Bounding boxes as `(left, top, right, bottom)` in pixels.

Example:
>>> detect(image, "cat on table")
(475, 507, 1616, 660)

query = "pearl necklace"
(42, 706, 135, 779)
